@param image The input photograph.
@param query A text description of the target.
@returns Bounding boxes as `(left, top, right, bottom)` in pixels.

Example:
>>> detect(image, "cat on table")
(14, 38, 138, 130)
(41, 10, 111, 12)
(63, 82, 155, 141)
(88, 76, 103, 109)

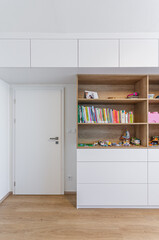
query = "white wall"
(0, 0, 159, 33)
(0, 80, 10, 201)
(64, 84, 76, 191)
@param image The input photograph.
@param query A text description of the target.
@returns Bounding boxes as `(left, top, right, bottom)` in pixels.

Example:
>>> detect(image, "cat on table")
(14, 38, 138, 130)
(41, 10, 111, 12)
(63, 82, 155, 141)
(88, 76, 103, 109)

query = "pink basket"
(148, 112, 159, 123)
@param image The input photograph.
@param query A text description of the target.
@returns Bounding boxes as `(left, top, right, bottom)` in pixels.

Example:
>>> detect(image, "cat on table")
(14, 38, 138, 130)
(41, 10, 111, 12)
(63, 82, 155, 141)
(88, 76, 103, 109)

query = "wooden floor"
(1, 195, 159, 240)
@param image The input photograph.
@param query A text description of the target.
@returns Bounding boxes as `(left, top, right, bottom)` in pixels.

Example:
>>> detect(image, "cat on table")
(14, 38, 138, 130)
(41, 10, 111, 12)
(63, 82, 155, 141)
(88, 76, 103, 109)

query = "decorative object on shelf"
(131, 137, 141, 146)
(78, 143, 94, 147)
(78, 105, 134, 124)
(98, 140, 120, 147)
(120, 129, 130, 146)
(84, 90, 98, 99)
(149, 136, 159, 146)
(98, 140, 109, 147)
(156, 95, 159, 99)
(148, 112, 159, 123)
(127, 92, 139, 99)
(148, 94, 155, 99)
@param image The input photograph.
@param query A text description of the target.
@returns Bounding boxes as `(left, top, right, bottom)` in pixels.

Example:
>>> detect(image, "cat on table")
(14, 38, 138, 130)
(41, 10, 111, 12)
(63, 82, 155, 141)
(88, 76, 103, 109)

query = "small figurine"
(120, 129, 130, 146)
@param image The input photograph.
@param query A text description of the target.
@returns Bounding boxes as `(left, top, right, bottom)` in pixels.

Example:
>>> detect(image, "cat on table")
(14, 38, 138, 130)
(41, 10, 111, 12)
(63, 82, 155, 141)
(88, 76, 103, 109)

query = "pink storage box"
(148, 112, 159, 123)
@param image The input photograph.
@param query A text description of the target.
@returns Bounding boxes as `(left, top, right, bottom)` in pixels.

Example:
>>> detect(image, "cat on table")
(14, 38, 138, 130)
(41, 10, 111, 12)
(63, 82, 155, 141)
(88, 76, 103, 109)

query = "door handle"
(50, 137, 59, 140)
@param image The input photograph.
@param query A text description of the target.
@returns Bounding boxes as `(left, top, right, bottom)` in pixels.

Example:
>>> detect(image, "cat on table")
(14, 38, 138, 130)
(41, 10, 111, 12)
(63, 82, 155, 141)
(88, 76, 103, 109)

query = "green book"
(78, 105, 80, 123)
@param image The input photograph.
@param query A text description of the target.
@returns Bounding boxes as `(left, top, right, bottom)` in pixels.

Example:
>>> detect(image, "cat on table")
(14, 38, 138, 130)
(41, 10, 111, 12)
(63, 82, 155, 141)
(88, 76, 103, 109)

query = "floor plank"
(0, 195, 159, 240)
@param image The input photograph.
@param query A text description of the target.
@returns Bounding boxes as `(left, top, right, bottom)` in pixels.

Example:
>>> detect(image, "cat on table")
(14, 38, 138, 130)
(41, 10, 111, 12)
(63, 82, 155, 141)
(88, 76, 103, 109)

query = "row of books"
(78, 105, 134, 124)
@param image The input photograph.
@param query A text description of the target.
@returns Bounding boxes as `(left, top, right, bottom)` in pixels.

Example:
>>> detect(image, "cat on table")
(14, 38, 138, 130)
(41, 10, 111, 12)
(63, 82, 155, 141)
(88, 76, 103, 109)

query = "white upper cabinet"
(31, 40, 77, 67)
(0, 40, 30, 67)
(79, 40, 119, 67)
(120, 40, 158, 67)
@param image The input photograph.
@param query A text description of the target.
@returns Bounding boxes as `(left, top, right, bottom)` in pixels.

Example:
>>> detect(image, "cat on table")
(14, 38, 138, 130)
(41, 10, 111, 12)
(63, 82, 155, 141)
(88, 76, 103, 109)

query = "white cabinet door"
(120, 40, 158, 67)
(79, 40, 119, 67)
(31, 40, 77, 67)
(0, 40, 30, 67)
(149, 184, 159, 205)
(77, 162, 147, 184)
(148, 162, 159, 183)
(77, 149, 147, 162)
(148, 149, 159, 161)
(77, 184, 147, 207)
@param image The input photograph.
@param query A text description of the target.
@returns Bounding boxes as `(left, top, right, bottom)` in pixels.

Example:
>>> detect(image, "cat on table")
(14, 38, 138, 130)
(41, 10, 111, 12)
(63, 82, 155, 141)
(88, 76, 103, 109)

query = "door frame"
(12, 85, 64, 195)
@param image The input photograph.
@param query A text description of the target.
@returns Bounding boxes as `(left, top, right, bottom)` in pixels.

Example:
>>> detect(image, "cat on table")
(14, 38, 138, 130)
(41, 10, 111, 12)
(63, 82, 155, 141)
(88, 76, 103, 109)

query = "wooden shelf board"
(78, 74, 146, 85)
(149, 123, 159, 125)
(78, 98, 147, 104)
(78, 123, 147, 126)
(77, 145, 147, 149)
(149, 99, 159, 104)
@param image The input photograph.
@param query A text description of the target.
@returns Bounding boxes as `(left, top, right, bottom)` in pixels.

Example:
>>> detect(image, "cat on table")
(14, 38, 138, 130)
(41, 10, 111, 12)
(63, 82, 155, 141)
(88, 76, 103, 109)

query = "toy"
(156, 95, 159, 99)
(131, 137, 141, 146)
(98, 140, 111, 147)
(120, 129, 130, 146)
(127, 92, 139, 99)
(149, 136, 159, 146)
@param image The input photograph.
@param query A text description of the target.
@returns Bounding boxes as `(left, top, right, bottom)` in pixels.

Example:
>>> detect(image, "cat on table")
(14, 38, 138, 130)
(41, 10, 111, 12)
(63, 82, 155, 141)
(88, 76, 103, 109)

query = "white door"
(14, 88, 63, 194)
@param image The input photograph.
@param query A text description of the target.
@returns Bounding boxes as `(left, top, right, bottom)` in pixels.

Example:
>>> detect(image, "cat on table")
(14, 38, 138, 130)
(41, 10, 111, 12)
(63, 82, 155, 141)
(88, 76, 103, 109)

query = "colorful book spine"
(78, 106, 134, 124)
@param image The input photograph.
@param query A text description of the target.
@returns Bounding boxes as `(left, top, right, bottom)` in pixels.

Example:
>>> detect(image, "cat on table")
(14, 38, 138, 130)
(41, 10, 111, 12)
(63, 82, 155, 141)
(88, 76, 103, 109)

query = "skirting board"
(0, 192, 12, 204)
(77, 205, 159, 209)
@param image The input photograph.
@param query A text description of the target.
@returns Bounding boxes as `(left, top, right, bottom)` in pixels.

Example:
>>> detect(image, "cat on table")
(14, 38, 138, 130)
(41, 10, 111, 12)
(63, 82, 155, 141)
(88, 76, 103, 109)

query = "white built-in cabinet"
(79, 40, 119, 67)
(0, 38, 159, 68)
(148, 149, 159, 205)
(120, 40, 158, 67)
(31, 40, 77, 67)
(77, 149, 159, 208)
(0, 40, 30, 67)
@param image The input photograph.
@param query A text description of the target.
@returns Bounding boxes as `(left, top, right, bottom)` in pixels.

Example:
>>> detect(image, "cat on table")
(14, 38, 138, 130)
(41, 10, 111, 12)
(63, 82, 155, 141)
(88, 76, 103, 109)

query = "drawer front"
(77, 149, 147, 162)
(31, 40, 77, 67)
(149, 184, 159, 205)
(148, 162, 159, 183)
(148, 149, 159, 162)
(77, 184, 147, 206)
(77, 162, 147, 184)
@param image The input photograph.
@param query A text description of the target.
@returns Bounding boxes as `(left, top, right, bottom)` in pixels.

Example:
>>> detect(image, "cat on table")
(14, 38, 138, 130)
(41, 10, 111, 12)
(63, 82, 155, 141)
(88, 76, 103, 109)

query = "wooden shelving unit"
(77, 74, 159, 149)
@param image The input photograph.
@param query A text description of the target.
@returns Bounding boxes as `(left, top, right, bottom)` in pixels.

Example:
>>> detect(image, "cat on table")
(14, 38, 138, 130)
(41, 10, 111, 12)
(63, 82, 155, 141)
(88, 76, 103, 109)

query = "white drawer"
(148, 149, 159, 162)
(148, 162, 159, 183)
(77, 149, 147, 162)
(77, 184, 147, 206)
(148, 184, 159, 205)
(77, 162, 147, 184)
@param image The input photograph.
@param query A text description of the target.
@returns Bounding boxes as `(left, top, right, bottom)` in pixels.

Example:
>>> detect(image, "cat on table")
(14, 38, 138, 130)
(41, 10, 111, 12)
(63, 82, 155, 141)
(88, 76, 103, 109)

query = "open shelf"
(78, 98, 147, 104)
(77, 74, 159, 148)
(78, 75, 148, 99)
